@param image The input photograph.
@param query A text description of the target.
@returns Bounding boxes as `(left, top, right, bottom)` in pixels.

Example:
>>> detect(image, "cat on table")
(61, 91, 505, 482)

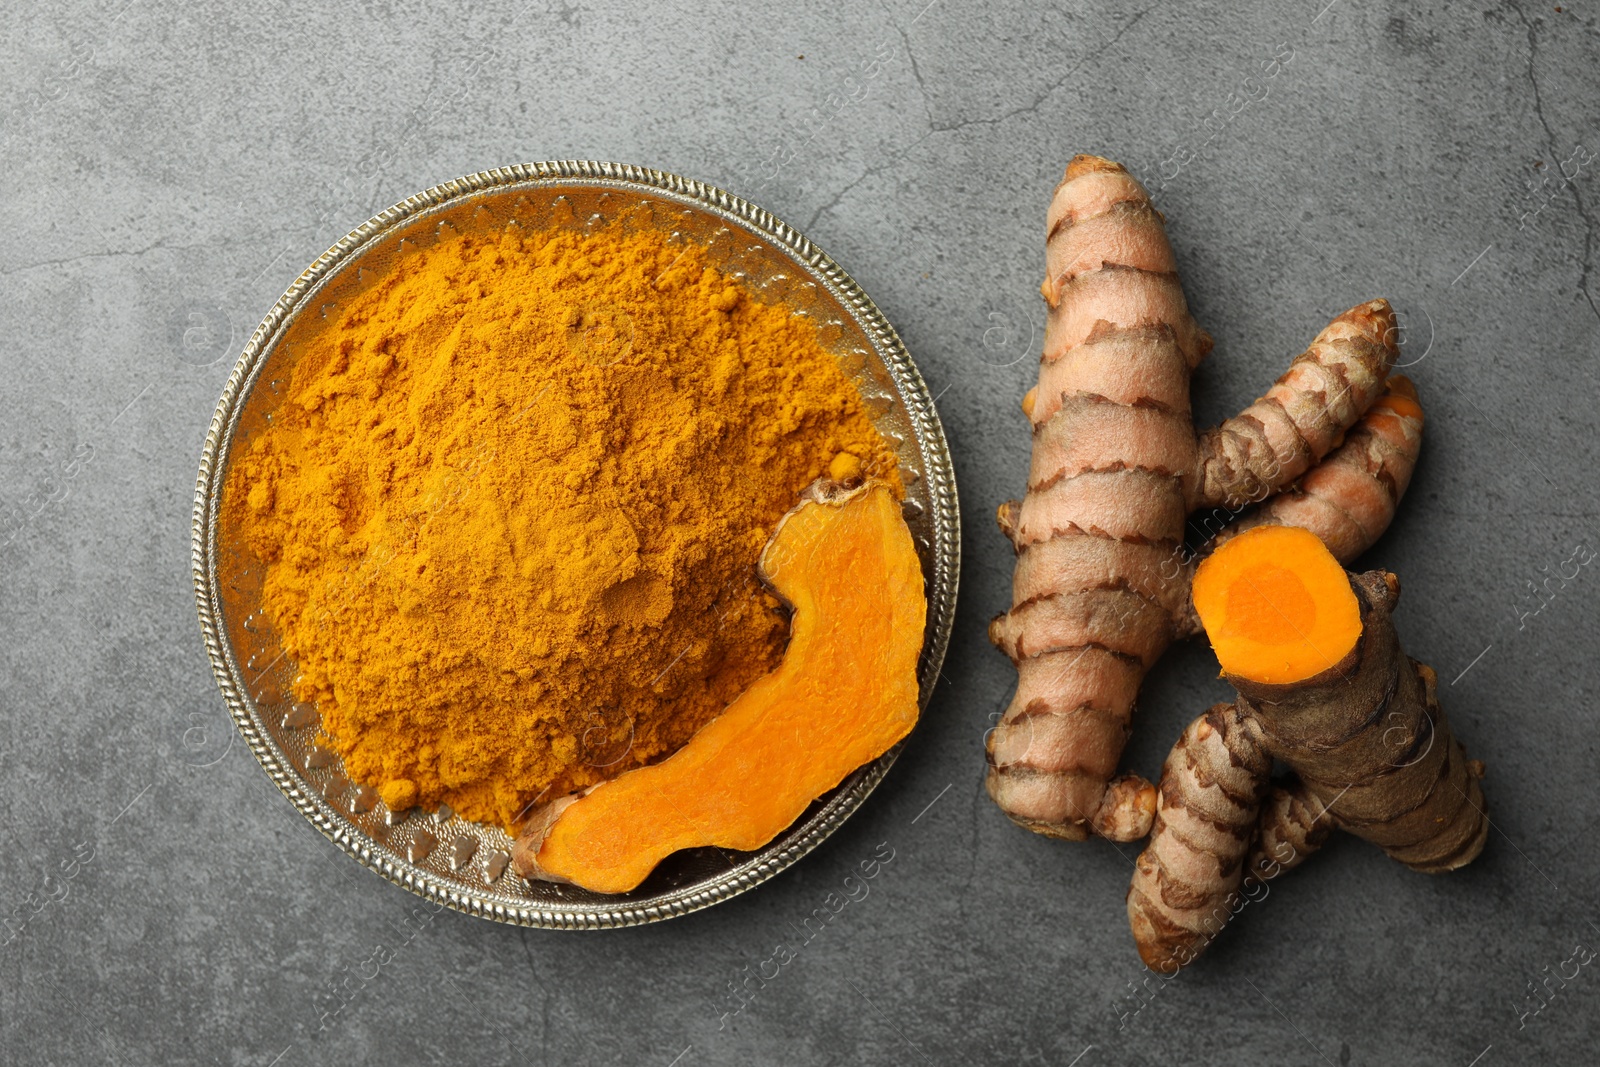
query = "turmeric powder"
(223, 220, 898, 830)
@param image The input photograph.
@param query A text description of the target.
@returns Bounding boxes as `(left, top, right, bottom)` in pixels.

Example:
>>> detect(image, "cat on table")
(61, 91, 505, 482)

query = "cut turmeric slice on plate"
(511, 479, 926, 894)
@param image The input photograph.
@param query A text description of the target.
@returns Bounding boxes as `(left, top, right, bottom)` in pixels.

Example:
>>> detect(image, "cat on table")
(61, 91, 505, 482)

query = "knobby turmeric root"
(511, 479, 925, 894)
(1126, 525, 1488, 971)
(987, 155, 1425, 841)
(1210, 378, 1426, 563)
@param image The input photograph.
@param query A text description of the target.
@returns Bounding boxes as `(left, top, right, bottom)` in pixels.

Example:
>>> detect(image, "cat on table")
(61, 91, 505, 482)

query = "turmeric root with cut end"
(512, 479, 925, 894)
(987, 154, 1422, 841)
(1126, 525, 1488, 972)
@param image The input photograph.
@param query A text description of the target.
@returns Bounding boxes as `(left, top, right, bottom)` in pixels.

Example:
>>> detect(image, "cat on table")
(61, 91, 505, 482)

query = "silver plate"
(191, 161, 960, 928)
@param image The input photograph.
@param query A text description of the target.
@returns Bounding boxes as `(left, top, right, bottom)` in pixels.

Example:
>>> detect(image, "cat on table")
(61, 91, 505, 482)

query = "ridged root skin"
(1129, 556, 1490, 970)
(991, 152, 1417, 843)
(1246, 778, 1333, 883)
(987, 154, 1202, 841)
(1127, 703, 1270, 973)
(1190, 301, 1400, 512)
(1213, 375, 1425, 565)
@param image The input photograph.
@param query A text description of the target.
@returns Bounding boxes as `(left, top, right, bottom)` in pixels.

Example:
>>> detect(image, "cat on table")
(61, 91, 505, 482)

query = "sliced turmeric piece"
(511, 479, 926, 894)
(1191, 524, 1362, 685)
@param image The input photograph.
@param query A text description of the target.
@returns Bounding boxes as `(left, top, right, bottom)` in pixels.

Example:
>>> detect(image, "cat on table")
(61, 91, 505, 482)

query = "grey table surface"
(3, 0, 1598, 1064)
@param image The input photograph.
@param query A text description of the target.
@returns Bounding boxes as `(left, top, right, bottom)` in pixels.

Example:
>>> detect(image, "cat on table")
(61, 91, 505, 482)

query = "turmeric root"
(512, 479, 925, 894)
(1126, 525, 1488, 971)
(1211, 377, 1425, 562)
(987, 155, 1424, 841)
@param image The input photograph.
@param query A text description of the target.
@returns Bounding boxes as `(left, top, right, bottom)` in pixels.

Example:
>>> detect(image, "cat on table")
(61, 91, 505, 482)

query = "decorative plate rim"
(190, 160, 960, 929)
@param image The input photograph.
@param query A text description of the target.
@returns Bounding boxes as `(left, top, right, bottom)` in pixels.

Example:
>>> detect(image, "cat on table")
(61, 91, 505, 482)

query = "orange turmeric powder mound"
(223, 222, 898, 830)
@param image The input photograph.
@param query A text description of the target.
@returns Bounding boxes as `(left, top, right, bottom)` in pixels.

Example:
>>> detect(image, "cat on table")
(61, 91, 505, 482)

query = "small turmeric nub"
(828, 450, 864, 482)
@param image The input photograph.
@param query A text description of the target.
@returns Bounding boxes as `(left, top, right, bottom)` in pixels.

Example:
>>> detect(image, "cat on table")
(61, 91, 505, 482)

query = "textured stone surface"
(2, 1, 1598, 1063)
